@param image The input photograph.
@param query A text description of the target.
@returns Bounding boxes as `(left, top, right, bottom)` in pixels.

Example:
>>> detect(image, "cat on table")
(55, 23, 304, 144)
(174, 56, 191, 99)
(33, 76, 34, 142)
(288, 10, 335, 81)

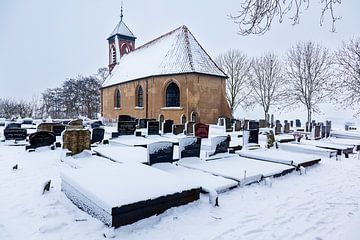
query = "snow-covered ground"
(0, 140, 360, 240)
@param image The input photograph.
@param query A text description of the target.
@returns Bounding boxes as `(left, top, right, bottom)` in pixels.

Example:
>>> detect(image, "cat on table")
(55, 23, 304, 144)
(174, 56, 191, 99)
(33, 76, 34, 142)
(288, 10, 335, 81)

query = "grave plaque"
(173, 124, 185, 135)
(147, 121, 160, 135)
(91, 128, 105, 144)
(259, 119, 267, 128)
(194, 123, 209, 138)
(63, 129, 91, 155)
(147, 142, 174, 165)
(210, 136, 230, 156)
(4, 127, 27, 141)
(118, 115, 134, 122)
(162, 120, 174, 134)
(295, 119, 301, 128)
(26, 131, 56, 150)
(248, 129, 259, 144)
(118, 121, 136, 135)
(234, 120, 242, 131)
(249, 120, 259, 130)
(6, 123, 21, 129)
(186, 121, 195, 135)
(179, 137, 201, 159)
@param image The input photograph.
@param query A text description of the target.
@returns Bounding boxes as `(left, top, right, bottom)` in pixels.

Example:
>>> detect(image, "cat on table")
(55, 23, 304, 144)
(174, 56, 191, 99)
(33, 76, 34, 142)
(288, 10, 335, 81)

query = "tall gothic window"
(137, 86, 144, 107)
(114, 89, 121, 108)
(165, 82, 180, 107)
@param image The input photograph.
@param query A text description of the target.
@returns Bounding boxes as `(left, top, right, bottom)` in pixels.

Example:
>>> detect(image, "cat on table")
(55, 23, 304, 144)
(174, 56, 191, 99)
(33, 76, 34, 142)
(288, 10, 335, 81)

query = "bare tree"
(230, 0, 341, 35)
(285, 41, 334, 126)
(248, 53, 286, 119)
(216, 49, 251, 115)
(336, 38, 360, 115)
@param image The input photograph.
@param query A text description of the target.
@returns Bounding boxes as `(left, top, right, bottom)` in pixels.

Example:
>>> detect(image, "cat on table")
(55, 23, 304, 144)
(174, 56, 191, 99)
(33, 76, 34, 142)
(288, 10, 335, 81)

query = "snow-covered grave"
(330, 130, 360, 140)
(238, 148, 321, 168)
(322, 137, 360, 151)
(278, 142, 337, 159)
(300, 139, 354, 158)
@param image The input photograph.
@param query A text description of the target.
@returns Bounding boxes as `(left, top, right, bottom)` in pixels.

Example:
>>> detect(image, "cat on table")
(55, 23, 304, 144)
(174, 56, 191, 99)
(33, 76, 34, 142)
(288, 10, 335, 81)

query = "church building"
(101, 12, 231, 124)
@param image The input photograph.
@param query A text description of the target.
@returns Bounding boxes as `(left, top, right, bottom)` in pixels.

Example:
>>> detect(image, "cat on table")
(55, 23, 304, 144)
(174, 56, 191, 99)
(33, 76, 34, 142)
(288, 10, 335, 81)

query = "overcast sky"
(1, 0, 359, 123)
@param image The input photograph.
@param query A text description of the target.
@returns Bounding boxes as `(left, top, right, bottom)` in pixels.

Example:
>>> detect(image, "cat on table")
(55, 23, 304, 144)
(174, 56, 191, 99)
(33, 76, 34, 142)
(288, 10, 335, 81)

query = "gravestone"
(179, 137, 201, 159)
(90, 121, 102, 129)
(225, 118, 233, 132)
(218, 117, 225, 126)
(210, 136, 230, 156)
(266, 114, 270, 126)
(248, 129, 259, 144)
(26, 131, 56, 150)
(259, 119, 267, 128)
(139, 118, 156, 129)
(271, 114, 274, 128)
(69, 119, 83, 126)
(37, 123, 53, 132)
(173, 124, 185, 135)
(147, 142, 174, 165)
(321, 124, 326, 139)
(162, 120, 174, 134)
(284, 121, 290, 133)
(290, 121, 294, 127)
(4, 123, 27, 141)
(295, 119, 301, 128)
(186, 121, 196, 135)
(234, 120, 242, 131)
(147, 121, 160, 135)
(52, 124, 66, 136)
(63, 129, 91, 155)
(314, 125, 321, 140)
(325, 121, 332, 138)
(118, 115, 134, 122)
(275, 123, 282, 135)
(194, 123, 209, 138)
(249, 120, 259, 130)
(91, 128, 105, 144)
(118, 121, 136, 135)
(243, 120, 249, 130)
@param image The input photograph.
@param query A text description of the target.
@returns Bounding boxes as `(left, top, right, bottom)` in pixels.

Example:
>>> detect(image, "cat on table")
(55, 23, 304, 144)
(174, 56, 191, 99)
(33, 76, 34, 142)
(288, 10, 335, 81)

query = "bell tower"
(107, 5, 136, 72)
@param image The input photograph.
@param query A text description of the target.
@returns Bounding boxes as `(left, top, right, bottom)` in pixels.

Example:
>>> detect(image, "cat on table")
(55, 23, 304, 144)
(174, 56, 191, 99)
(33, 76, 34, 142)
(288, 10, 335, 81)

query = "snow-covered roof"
(102, 25, 227, 88)
(108, 19, 135, 39)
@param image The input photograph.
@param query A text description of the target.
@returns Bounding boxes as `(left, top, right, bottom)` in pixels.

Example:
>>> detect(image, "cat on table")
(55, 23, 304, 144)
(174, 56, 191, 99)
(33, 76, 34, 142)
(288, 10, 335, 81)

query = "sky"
(0, 0, 360, 123)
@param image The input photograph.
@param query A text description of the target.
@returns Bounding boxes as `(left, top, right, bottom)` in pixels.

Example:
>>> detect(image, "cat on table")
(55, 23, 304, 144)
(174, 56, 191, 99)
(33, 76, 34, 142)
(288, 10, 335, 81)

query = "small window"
(137, 86, 144, 107)
(165, 82, 180, 107)
(112, 46, 117, 63)
(114, 89, 121, 108)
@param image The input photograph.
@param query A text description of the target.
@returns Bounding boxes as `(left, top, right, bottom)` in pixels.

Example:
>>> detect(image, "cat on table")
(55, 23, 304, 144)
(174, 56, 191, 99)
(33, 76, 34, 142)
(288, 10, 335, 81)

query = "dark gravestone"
(186, 121, 195, 135)
(111, 132, 119, 138)
(248, 129, 259, 144)
(147, 142, 174, 165)
(271, 114, 274, 128)
(275, 123, 282, 135)
(139, 119, 156, 129)
(259, 119, 267, 128)
(234, 120, 242, 131)
(162, 120, 174, 134)
(26, 131, 56, 150)
(179, 137, 201, 159)
(118, 121, 136, 135)
(275, 120, 281, 125)
(52, 124, 66, 136)
(249, 120, 259, 130)
(295, 119, 301, 128)
(243, 120, 249, 130)
(194, 123, 209, 138)
(290, 121, 294, 127)
(321, 124, 326, 139)
(118, 115, 134, 122)
(4, 123, 27, 140)
(225, 118, 233, 132)
(218, 118, 225, 126)
(91, 128, 105, 144)
(173, 124, 185, 135)
(325, 121, 332, 138)
(314, 125, 321, 139)
(210, 136, 230, 156)
(284, 122, 290, 133)
(91, 121, 102, 129)
(147, 121, 160, 135)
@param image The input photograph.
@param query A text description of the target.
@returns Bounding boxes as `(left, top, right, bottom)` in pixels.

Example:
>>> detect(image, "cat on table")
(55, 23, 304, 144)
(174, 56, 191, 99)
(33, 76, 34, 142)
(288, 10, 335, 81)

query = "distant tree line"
(216, 37, 360, 125)
(0, 67, 108, 119)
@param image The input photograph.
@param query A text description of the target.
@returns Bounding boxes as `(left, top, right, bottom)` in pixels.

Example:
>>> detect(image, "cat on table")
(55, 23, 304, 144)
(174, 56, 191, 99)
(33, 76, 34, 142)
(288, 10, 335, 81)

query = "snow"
(278, 142, 337, 159)
(331, 130, 360, 139)
(301, 139, 353, 151)
(102, 26, 226, 88)
(94, 145, 149, 164)
(108, 19, 135, 38)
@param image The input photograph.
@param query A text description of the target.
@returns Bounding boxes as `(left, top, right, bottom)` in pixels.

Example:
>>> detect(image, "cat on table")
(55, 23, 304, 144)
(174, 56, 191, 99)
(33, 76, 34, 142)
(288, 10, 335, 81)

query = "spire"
(120, 1, 123, 21)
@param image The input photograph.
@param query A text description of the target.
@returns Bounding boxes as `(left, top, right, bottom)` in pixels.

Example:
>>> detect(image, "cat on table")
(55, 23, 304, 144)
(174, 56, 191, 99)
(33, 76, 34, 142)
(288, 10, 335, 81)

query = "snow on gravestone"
(194, 123, 209, 138)
(26, 131, 56, 150)
(147, 121, 160, 135)
(91, 128, 105, 144)
(162, 119, 174, 134)
(173, 124, 185, 135)
(179, 137, 201, 159)
(209, 136, 230, 157)
(4, 123, 27, 141)
(147, 142, 174, 165)
(63, 129, 91, 155)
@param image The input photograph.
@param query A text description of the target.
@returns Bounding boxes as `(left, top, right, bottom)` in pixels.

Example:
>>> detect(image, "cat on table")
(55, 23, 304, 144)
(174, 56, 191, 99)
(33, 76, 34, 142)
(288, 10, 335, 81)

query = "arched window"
(165, 82, 180, 107)
(137, 86, 144, 107)
(114, 89, 121, 108)
(191, 111, 198, 122)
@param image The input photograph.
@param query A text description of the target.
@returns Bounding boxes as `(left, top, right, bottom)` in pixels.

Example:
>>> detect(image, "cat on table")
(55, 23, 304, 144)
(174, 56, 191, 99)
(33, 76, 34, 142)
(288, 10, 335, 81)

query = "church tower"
(107, 6, 136, 72)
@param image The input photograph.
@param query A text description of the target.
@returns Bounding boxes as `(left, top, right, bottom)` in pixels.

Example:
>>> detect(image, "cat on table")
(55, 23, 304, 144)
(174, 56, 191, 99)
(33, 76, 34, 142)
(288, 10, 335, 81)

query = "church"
(100, 12, 231, 124)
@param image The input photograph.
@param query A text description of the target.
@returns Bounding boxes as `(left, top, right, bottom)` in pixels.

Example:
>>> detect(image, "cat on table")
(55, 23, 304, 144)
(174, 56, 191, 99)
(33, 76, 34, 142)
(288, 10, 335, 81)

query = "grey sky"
(0, 0, 359, 123)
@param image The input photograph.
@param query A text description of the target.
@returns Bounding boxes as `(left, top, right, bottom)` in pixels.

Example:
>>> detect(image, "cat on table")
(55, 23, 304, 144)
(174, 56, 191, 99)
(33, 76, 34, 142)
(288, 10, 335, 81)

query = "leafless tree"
(216, 49, 251, 115)
(230, 0, 341, 35)
(248, 53, 286, 119)
(285, 41, 334, 127)
(336, 38, 360, 115)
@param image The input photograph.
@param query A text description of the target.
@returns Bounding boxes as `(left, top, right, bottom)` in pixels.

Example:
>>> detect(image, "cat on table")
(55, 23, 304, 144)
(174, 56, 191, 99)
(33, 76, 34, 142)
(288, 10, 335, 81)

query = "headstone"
(4, 123, 27, 141)
(314, 125, 321, 140)
(118, 115, 134, 122)
(249, 120, 259, 130)
(52, 124, 66, 136)
(91, 128, 105, 144)
(218, 117, 225, 126)
(248, 129, 259, 144)
(26, 131, 56, 150)
(243, 120, 249, 130)
(290, 121, 294, 127)
(266, 114, 270, 126)
(147, 142, 174, 165)
(325, 121, 332, 138)
(147, 121, 160, 135)
(139, 118, 156, 129)
(90, 121, 102, 129)
(295, 119, 301, 128)
(194, 123, 209, 138)
(69, 119, 83, 126)
(162, 119, 174, 134)
(173, 124, 185, 135)
(63, 129, 91, 155)
(209, 136, 230, 156)
(225, 118, 233, 132)
(118, 121, 136, 135)
(321, 123, 326, 139)
(275, 123, 282, 135)
(270, 114, 274, 128)
(234, 120, 242, 131)
(186, 121, 196, 135)
(37, 123, 53, 132)
(179, 137, 201, 159)
(284, 122, 290, 133)
(259, 119, 267, 128)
